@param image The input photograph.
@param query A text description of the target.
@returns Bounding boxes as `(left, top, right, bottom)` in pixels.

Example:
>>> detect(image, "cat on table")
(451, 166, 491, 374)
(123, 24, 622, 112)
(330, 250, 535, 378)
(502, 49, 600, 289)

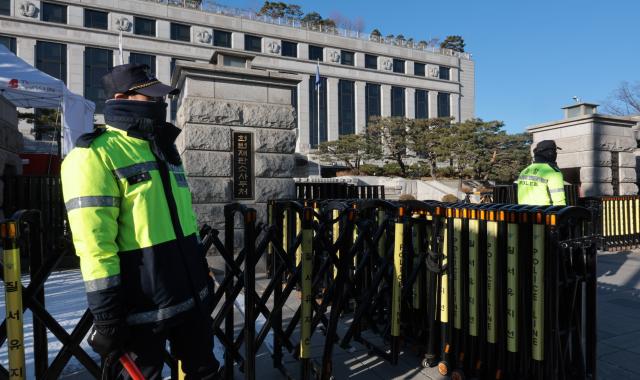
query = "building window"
(84, 9, 108, 30)
(338, 80, 355, 136)
(84, 48, 113, 114)
(0, 0, 10, 16)
(437, 92, 450, 117)
(439, 66, 450, 80)
(134, 17, 156, 37)
(309, 76, 327, 148)
(281, 40, 297, 58)
(41, 2, 67, 24)
(415, 90, 429, 119)
(391, 86, 405, 117)
(341, 51, 354, 66)
(213, 29, 231, 48)
(170, 23, 190, 42)
(309, 45, 323, 61)
(0, 35, 16, 54)
(35, 40, 66, 141)
(414, 62, 425, 76)
(36, 41, 66, 83)
(365, 54, 377, 70)
(222, 56, 246, 68)
(245, 34, 261, 52)
(365, 83, 381, 127)
(393, 59, 405, 74)
(129, 53, 156, 74)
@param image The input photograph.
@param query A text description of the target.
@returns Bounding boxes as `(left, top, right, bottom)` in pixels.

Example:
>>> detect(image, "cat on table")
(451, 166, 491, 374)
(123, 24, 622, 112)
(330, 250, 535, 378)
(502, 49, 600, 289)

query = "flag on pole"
(315, 61, 321, 90)
(119, 31, 124, 65)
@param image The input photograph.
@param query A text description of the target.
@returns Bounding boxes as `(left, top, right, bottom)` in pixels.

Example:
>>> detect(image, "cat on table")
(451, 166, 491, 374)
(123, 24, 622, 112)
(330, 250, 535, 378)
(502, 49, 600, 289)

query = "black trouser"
(118, 312, 220, 380)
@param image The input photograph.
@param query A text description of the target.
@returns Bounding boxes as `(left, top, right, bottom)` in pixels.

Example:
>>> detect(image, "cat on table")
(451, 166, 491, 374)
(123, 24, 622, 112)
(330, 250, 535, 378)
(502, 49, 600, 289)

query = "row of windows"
(9, 2, 453, 80)
(311, 77, 451, 147)
(6, 35, 453, 130)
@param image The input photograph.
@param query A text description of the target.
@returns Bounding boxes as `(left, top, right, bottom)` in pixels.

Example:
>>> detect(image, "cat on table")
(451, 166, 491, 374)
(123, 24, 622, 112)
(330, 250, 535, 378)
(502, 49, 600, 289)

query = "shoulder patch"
(75, 128, 106, 148)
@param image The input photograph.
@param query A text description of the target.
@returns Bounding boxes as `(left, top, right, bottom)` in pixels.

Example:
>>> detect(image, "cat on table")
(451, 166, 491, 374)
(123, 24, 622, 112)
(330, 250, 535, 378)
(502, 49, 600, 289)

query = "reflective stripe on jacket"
(517, 162, 566, 206)
(61, 126, 210, 327)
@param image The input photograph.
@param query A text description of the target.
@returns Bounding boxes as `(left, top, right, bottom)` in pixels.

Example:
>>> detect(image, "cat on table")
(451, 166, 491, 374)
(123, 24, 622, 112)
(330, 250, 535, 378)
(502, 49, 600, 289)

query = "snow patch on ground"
(0, 270, 97, 379)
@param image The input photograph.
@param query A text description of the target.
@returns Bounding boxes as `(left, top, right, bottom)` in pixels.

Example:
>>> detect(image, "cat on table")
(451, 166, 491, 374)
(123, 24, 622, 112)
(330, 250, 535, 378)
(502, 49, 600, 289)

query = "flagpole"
(316, 77, 321, 177)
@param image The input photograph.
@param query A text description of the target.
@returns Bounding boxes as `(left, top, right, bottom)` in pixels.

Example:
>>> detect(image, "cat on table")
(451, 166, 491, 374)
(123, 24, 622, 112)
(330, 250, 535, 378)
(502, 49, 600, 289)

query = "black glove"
(87, 320, 130, 357)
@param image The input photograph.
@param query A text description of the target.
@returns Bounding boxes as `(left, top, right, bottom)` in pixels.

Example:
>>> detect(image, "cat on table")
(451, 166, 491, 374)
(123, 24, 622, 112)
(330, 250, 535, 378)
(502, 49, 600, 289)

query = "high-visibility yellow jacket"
(61, 126, 210, 327)
(517, 162, 566, 206)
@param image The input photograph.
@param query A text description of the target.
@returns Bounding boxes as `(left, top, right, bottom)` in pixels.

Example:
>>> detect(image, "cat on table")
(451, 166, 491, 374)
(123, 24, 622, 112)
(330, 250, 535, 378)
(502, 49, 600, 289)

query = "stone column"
(528, 107, 639, 196)
(297, 78, 310, 152)
(17, 38, 36, 65)
(327, 77, 339, 141)
(451, 93, 460, 122)
(354, 81, 366, 134)
(406, 88, 415, 119)
(428, 90, 438, 118)
(67, 44, 84, 94)
(381, 84, 391, 117)
(172, 56, 300, 269)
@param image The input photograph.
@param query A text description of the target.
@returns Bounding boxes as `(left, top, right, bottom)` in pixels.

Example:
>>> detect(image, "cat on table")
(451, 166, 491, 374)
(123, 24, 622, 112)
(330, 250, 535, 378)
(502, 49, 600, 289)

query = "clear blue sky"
(219, 0, 639, 133)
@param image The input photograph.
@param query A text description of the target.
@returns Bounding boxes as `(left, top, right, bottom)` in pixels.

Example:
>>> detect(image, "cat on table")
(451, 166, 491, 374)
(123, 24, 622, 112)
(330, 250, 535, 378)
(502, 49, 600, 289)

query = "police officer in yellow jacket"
(61, 64, 219, 379)
(517, 140, 566, 206)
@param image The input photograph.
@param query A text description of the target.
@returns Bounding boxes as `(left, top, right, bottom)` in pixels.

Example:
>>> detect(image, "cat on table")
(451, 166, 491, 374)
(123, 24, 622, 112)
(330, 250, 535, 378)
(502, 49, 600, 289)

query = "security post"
(1, 221, 26, 380)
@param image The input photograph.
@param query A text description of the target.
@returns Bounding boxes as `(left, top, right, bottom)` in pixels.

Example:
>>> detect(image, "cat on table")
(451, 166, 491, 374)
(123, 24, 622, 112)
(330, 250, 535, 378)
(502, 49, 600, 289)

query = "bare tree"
(603, 81, 640, 115)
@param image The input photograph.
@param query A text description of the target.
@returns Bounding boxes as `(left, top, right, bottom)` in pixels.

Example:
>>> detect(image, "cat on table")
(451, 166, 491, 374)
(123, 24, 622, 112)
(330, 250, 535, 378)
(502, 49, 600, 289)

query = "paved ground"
(30, 250, 640, 379)
(594, 250, 640, 379)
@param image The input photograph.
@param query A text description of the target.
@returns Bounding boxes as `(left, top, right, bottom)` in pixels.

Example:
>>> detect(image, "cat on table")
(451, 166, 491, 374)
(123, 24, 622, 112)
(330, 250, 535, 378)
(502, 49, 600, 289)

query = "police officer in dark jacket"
(61, 64, 220, 379)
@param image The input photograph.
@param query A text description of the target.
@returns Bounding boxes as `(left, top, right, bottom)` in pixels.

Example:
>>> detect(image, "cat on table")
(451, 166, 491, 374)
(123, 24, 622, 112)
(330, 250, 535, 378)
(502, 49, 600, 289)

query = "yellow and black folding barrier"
(1, 220, 25, 380)
(1, 197, 597, 380)
(592, 195, 640, 251)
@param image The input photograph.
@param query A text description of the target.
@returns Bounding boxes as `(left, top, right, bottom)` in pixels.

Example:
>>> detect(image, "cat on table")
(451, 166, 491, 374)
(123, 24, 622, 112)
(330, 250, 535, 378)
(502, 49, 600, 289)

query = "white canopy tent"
(0, 44, 95, 156)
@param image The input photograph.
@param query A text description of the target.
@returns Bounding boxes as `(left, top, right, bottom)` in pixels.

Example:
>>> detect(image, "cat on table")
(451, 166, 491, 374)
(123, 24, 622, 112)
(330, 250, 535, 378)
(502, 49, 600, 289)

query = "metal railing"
(143, 0, 472, 60)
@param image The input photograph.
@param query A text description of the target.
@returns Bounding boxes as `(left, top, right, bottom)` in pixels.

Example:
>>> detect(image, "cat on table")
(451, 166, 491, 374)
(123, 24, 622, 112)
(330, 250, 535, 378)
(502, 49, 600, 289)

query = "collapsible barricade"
(597, 195, 640, 251)
(1, 200, 597, 380)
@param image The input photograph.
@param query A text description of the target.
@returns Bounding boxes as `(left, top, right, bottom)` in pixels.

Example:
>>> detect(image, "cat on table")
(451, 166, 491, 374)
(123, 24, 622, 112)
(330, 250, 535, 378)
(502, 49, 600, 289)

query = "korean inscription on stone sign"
(233, 132, 254, 200)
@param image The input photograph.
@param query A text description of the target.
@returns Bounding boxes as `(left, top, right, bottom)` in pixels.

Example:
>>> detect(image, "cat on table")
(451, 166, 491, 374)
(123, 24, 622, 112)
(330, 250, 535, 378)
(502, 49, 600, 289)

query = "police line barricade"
(591, 195, 640, 251)
(259, 199, 599, 379)
(0, 210, 101, 379)
(0, 211, 187, 380)
(295, 182, 385, 201)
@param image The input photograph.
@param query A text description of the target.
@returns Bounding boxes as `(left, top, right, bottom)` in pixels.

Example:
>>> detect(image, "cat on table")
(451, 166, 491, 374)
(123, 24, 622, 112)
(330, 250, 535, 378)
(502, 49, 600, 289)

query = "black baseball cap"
(533, 140, 561, 153)
(102, 63, 179, 99)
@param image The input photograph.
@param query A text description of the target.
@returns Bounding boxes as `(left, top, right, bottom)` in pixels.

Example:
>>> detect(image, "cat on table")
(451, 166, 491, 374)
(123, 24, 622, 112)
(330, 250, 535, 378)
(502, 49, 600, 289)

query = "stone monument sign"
(171, 50, 300, 233)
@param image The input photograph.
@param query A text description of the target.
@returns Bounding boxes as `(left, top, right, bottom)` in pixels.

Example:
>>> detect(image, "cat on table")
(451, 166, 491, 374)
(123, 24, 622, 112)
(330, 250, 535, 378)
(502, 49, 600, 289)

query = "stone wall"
(0, 96, 24, 219)
(174, 60, 300, 239)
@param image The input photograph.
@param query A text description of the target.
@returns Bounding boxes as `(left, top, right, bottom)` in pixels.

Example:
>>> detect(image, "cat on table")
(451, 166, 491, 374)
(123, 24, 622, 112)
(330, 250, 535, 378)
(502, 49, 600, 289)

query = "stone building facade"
(0, 96, 23, 218)
(0, 0, 475, 162)
(528, 103, 640, 197)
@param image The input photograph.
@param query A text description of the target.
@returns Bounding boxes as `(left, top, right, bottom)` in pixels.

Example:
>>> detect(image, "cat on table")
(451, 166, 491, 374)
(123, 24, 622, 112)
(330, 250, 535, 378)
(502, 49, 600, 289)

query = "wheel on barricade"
(437, 360, 450, 376)
(450, 369, 466, 380)
(423, 355, 437, 368)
